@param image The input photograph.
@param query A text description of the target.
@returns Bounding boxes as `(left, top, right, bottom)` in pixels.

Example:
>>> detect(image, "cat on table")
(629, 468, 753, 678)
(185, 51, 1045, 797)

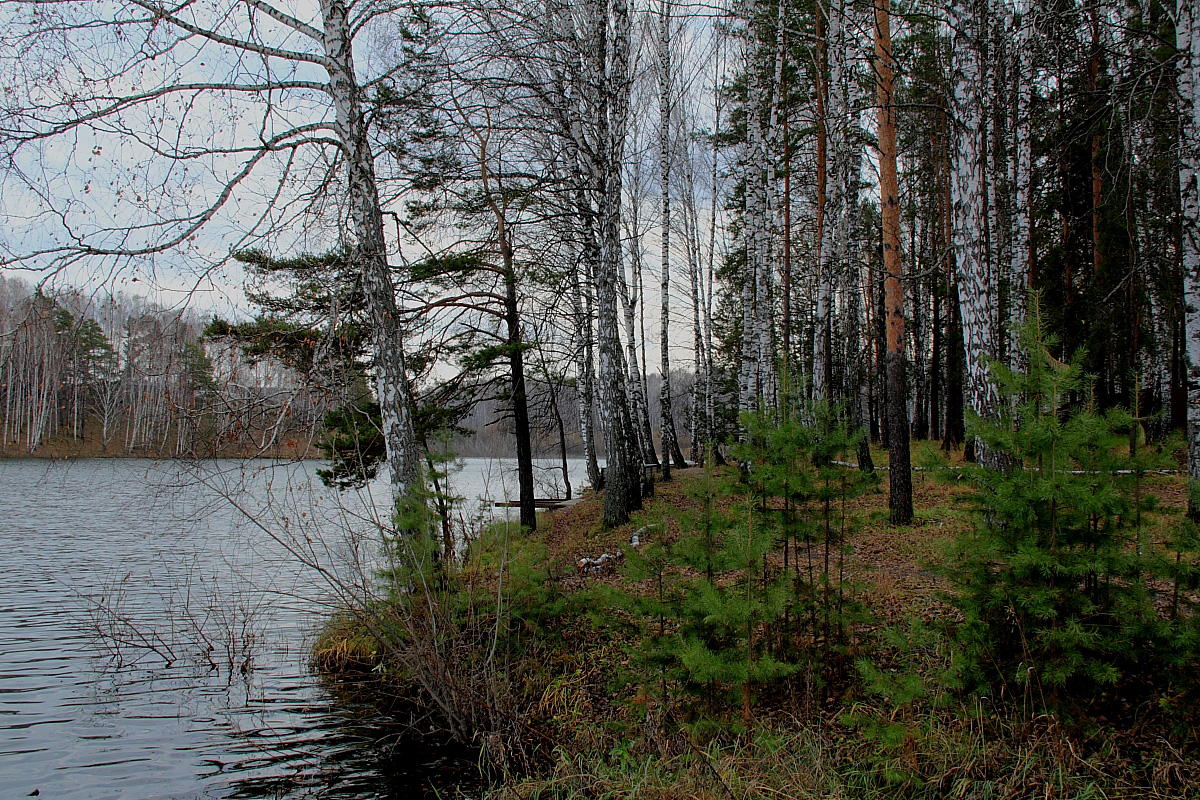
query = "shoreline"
(0, 440, 322, 462)
(2, 434, 594, 463)
(315, 456, 1200, 800)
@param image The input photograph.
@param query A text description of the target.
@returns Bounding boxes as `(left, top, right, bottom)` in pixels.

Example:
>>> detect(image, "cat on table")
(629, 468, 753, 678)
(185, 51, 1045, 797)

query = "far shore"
(1, 436, 322, 461)
(2, 436, 594, 462)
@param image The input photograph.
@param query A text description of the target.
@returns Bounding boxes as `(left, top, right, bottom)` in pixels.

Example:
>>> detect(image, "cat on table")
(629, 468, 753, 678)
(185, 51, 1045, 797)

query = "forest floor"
(319, 444, 1200, 800)
(539, 453, 1188, 624)
(494, 450, 1198, 799)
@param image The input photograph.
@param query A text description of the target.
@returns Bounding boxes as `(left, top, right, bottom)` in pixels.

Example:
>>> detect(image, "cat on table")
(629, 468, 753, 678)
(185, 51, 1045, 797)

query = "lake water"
(0, 457, 592, 799)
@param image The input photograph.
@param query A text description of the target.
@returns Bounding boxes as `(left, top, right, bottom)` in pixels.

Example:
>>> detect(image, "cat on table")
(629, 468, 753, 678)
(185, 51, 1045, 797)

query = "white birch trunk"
(584, 0, 642, 525)
(739, 0, 773, 416)
(570, 256, 602, 488)
(657, 1, 684, 474)
(1008, 1, 1035, 362)
(1179, 0, 1200, 512)
(684, 183, 708, 462)
(948, 0, 1001, 463)
(320, 1, 421, 514)
(758, 0, 785, 409)
(814, 0, 846, 402)
(620, 213, 657, 465)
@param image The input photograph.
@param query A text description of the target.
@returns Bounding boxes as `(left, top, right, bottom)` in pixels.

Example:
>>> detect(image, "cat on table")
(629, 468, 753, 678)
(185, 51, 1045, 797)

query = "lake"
(0, 456, 591, 799)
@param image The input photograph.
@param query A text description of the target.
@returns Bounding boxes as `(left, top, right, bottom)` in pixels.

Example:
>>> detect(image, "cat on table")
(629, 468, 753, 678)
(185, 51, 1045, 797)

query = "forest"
(2, 0, 1200, 796)
(0, 276, 335, 456)
(2, 0, 1195, 529)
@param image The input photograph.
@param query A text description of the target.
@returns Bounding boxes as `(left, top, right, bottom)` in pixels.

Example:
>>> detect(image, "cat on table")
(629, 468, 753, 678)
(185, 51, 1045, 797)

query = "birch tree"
(621, 153, 659, 467)
(0, 0, 426, 514)
(1180, 0, 1200, 515)
(656, 0, 687, 477)
(946, 0, 1002, 468)
(1008, 0, 1036, 362)
(737, 0, 779, 418)
(514, 0, 643, 524)
(591, 0, 644, 524)
(813, 0, 851, 402)
(676, 24, 725, 464)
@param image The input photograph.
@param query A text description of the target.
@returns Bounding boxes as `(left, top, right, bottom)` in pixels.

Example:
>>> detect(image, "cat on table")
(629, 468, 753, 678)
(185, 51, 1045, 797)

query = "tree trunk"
(875, 0, 911, 524)
(1009, 1, 1035, 362)
(1179, 0, 1200, 517)
(475, 127, 537, 531)
(620, 230, 658, 466)
(501, 233, 536, 532)
(657, 2, 686, 476)
(569, 219, 602, 490)
(813, 0, 840, 403)
(947, 0, 1001, 468)
(320, 0, 422, 523)
(738, 0, 776, 419)
(594, 0, 642, 527)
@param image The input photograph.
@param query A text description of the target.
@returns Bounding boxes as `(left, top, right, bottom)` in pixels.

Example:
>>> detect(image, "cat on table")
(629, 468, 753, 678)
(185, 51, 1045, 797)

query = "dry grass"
(311, 612, 381, 673)
(490, 709, 1199, 800)
(476, 451, 1200, 800)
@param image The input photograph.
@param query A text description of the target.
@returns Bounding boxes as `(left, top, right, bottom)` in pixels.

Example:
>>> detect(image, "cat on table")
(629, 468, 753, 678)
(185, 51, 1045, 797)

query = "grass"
(311, 611, 381, 673)
(486, 451, 1199, 798)
(488, 709, 1196, 799)
(318, 444, 1200, 799)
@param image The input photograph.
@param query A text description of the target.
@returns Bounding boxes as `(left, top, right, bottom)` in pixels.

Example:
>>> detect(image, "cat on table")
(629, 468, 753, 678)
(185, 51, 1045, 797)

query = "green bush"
(946, 308, 1197, 699)
(609, 405, 874, 729)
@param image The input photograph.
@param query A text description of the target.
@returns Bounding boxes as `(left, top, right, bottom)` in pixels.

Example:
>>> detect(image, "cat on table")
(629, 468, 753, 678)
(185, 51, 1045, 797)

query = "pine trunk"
(875, 0, 912, 523)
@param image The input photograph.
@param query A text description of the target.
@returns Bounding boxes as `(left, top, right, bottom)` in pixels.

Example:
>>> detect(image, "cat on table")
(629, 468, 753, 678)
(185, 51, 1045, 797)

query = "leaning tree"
(0, 0, 437, 517)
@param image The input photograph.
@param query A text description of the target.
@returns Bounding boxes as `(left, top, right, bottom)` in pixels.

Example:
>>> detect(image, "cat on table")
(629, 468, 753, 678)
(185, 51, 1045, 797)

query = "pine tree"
(947, 300, 1189, 696)
(627, 469, 795, 729)
(612, 405, 874, 726)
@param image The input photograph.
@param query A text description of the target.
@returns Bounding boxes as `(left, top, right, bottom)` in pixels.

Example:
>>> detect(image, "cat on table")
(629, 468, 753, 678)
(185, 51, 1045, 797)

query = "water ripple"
(0, 457, 524, 800)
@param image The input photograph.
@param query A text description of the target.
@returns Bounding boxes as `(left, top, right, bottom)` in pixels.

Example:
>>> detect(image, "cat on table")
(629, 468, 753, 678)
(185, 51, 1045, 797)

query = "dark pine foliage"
(946, 304, 1200, 699)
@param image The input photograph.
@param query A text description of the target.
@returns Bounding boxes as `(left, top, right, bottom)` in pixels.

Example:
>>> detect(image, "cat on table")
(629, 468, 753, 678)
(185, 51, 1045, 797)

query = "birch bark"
(738, 0, 775, 417)
(814, 0, 847, 402)
(1009, 1, 1035, 362)
(947, 0, 1002, 467)
(620, 209, 658, 465)
(1179, 0, 1200, 515)
(657, 1, 686, 476)
(585, 0, 642, 525)
(320, 0, 422, 516)
(570, 256, 603, 489)
(543, 0, 639, 516)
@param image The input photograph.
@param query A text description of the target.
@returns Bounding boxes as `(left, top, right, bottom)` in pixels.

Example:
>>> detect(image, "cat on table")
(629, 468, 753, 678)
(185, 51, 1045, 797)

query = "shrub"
(946, 307, 1195, 699)
(609, 405, 874, 729)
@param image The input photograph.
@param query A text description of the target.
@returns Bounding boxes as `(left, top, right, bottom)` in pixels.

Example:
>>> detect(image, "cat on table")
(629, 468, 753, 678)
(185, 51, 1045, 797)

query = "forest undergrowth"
(315, 325, 1200, 799)
(315, 459, 1200, 800)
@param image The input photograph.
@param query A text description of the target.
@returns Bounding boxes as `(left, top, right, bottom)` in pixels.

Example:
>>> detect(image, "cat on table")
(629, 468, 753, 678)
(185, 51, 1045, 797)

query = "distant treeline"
(0, 278, 695, 462)
(0, 277, 326, 457)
